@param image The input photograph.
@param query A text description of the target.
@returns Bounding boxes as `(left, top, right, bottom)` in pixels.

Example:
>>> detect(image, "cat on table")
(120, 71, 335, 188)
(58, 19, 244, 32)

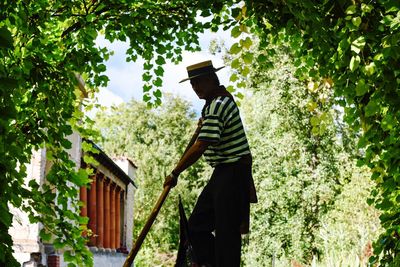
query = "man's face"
(190, 76, 212, 99)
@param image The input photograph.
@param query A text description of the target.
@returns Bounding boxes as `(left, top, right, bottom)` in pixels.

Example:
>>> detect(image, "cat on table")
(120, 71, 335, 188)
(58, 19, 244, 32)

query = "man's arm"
(173, 139, 211, 174)
(163, 139, 213, 188)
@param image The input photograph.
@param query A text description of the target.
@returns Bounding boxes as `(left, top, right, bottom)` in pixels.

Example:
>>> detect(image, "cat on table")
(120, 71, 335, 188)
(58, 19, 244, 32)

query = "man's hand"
(163, 172, 179, 188)
(164, 138, 211, 189)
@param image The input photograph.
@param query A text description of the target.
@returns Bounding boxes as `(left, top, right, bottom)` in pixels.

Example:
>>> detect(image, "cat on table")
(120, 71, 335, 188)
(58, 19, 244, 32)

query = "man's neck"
(205, 85, 231, 101)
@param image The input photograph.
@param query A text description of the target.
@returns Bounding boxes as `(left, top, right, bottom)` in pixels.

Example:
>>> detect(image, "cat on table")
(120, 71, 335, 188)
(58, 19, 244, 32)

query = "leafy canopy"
(228, 1, 400, 265)
(0, 0, 236, 265)
(2, 0, 400, 265)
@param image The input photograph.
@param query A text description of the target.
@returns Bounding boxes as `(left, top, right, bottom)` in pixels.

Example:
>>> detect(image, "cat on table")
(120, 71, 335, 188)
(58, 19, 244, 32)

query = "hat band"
(187, 65, 215, 78)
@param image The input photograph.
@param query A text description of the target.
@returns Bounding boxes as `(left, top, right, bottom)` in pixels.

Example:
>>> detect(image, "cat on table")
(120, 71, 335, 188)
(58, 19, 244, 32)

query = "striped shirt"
(198, 96, 251, 166)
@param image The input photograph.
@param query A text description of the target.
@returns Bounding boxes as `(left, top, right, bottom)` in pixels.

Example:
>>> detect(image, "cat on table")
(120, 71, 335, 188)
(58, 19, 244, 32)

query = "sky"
(94, 27, 234, 114)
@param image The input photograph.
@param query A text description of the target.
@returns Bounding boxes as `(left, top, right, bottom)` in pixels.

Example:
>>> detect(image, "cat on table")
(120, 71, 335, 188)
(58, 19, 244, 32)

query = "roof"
(84, 139, 137, 188)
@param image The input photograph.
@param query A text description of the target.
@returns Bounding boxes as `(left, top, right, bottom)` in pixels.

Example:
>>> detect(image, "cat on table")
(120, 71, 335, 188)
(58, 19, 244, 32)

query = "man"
(164, 60, 257, 267)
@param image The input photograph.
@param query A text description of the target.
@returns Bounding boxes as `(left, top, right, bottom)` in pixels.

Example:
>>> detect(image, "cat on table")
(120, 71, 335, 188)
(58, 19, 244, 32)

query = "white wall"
(10, 149, 47, 265)
(59, 252, 128, 267)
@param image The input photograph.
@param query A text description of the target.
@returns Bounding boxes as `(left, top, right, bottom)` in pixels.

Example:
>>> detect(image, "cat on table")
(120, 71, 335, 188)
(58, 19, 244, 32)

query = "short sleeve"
(198, 98, 225, 143)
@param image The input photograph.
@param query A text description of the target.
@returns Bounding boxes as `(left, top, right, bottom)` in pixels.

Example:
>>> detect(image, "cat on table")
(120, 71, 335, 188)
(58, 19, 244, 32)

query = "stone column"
(104, 178, 111, 249)
(47, 254, 60, 267)
(88, 175, 97, 246)
(115, 187, 121, 249)
(96, 173, 104, 248)
(110, 183, 116, 249)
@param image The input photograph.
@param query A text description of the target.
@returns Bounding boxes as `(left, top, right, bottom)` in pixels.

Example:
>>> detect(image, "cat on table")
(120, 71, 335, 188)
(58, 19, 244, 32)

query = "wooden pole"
(123, 185, 171, 267)
(123, 121, 202, 266)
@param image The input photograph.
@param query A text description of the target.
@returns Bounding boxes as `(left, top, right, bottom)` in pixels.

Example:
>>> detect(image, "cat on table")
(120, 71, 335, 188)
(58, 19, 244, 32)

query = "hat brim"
(179, 66, 225, 83)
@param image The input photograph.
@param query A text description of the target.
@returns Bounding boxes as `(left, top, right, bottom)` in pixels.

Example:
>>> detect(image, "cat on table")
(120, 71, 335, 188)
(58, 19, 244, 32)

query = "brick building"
(9, 133, 137, 266)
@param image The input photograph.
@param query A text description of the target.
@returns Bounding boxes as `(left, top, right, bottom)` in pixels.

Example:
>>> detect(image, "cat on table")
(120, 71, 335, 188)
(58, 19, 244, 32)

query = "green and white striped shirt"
(198, 96, 251, 167)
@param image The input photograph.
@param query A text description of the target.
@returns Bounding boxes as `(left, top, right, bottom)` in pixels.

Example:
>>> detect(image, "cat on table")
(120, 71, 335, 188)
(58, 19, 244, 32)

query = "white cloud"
(96, 87, 124, 107)
(86, 88, 124, 118)
(102, 64, 144, 100)
(94, 27, 234, 114)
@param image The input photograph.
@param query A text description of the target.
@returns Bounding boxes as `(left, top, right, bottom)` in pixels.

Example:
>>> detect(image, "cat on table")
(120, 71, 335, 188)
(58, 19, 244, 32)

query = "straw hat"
(179, 60, 224, 83)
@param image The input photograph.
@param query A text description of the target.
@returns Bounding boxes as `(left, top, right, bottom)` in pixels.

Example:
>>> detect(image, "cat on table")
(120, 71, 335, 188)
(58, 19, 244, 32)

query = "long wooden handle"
(123, 185, 172, 267)
(123, 122, 202, 266)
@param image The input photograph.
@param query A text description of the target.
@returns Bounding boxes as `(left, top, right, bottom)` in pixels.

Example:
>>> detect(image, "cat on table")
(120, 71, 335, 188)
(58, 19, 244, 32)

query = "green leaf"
(78, 215, 89, 225)
(351, 36, 366, 54)
(39, 229, 52, 241)
(230, 43, 241, 54)
(364, 62, 376, 76)
(153, 89, 162, 98)
(143, 94, 151, 102)
(242, 66, 250, 76)
(226, 85, 235, 93)
(83, 155, 98, 166)
(241, 37, 253, 49)
(230, 73, 238, 82)
(154, 66, 164, 76)
(355, 79, 369, 96)
(82, 141, 96, 153)
(381, 114, 396, 131)
(96, 64, 106, 73)
(152, 77, 162, 87)
(71, 169, 91, 187)
(236, 92, 244, 99)
(352, 17, 362, 27)
(257, 54, 267, 63)
(361, 4, 373, 14)
(0, 205, 12, 226)
(60, 139, 72, 149)
(144, 62, 153, 70)
(143, 85, 151, 92)
(237, 81, 246, 88)
(231, 26, 241, 38)
(46, 150, 54, 160)
(64, 251, 74, 262)
(231, 7, 241, 19)
(310, 116, 320, 126)
(156, 56, 166, 65)
(345, 5, 357, 15)
(231, 58, 240, 69)
(53, 239, 65, 249)
(243, 52, 253, 64)
(311, 126, 319, 135)
(365, 99, 380, 117)
(142, 73, 152, 82)
(350, 55, 360, 71)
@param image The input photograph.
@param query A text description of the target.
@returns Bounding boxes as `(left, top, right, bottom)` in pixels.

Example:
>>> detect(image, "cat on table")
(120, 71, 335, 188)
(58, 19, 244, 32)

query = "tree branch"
(83, 0, 89, 14)
(61, 5, 112, 38)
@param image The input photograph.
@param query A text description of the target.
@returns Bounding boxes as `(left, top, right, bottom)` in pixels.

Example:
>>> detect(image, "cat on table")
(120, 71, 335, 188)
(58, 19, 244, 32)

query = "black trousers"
(188, 161, 251, 267)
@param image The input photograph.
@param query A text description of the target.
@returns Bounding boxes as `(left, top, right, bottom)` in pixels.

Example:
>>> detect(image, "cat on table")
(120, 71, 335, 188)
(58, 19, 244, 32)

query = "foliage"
(317, 164, 381, 266)
(93, 95, 211, 266)
(235, 48, 354, 264)
(2, 0, 399, 265)
(226, 1, 400, 265)
(0, 0, 236, 265)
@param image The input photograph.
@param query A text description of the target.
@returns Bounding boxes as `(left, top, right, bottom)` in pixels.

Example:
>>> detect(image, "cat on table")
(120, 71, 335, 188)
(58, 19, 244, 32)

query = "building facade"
(9, 133, 137, 267)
